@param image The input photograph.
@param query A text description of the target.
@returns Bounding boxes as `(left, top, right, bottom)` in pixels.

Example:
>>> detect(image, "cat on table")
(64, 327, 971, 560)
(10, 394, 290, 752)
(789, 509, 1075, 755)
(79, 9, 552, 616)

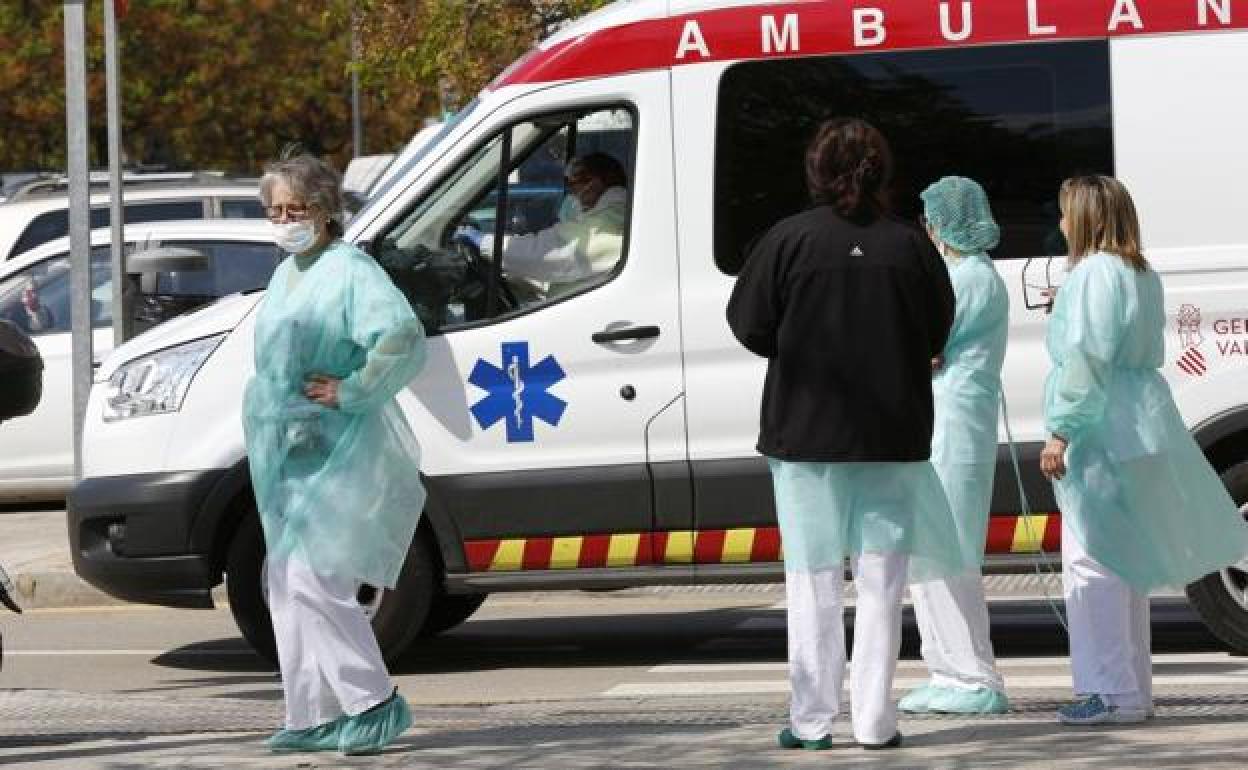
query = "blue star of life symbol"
(469, 341, 567, 443)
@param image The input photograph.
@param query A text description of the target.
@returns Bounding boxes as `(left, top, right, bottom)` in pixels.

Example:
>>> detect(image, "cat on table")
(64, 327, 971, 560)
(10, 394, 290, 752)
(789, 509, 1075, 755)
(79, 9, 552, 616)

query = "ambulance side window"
(713, 41, 1114, 274)
(374, 106, 636, 335)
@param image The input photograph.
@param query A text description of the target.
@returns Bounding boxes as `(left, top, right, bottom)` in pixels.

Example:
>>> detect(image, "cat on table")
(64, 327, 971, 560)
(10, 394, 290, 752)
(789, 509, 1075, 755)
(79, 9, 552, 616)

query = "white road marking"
(650, 653, 1241, 674)
(602, 672, 1248, 698)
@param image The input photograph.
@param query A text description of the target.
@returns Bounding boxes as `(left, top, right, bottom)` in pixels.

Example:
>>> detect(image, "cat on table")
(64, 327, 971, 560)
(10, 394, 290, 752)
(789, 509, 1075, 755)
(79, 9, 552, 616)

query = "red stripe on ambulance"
(494, 1, 1246, 88)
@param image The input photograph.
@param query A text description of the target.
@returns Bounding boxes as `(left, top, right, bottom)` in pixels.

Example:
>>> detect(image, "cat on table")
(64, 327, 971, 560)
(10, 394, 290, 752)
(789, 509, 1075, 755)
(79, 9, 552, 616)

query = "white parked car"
(0, 175, 264, 261)
(69, 1, 1248, 662)
(0, 219, 279, 501)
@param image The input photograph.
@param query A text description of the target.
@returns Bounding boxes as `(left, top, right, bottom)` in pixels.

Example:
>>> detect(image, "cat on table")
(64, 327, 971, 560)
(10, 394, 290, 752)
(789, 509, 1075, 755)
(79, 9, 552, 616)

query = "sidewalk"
(3, 689, 1247, 768)
(0, 509, 122, 609)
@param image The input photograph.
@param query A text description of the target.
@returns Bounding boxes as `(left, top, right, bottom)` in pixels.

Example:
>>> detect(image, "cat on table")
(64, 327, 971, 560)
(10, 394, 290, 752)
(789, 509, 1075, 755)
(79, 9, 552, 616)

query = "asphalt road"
(0, 589, 1231, 703)
(4, 590, 1248, 768)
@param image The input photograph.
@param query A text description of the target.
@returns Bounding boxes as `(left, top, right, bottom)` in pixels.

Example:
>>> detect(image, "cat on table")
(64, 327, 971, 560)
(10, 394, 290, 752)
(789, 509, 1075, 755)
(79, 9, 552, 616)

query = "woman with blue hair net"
(728, 118, 968, 751)
(244, 155, 425, 754)
(1043, 176, 1248, 724)
(900, 177, 1010, 716)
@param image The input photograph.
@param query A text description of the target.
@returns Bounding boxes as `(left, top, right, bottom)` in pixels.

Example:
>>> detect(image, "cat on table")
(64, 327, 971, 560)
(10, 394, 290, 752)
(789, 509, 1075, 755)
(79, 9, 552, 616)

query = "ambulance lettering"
(469, 341, 567, 443)
(1213, 317, 1248, 357)
(940, 2, 974, 42)
(761, 13, 801, 54)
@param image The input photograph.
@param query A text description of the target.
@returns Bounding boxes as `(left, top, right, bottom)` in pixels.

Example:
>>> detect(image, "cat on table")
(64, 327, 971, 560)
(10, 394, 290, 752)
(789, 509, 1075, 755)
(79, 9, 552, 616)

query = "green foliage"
(0, 0, 609, 174)
(333, 0, 613, 110)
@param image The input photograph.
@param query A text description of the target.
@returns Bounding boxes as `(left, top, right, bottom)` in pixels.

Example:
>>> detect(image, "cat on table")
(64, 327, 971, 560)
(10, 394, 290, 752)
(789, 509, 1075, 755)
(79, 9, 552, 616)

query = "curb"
(14, 570, 132, 610)
(12, 569, 230, 611)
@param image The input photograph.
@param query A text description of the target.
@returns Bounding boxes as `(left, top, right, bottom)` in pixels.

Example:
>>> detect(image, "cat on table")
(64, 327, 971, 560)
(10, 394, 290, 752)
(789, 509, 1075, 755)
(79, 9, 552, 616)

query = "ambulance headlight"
(102, 334, 224, 422)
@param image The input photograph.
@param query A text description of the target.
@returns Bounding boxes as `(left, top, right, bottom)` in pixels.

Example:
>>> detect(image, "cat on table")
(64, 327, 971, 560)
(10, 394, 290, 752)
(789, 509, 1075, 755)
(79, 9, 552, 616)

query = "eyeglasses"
(265, 203, 312, 222)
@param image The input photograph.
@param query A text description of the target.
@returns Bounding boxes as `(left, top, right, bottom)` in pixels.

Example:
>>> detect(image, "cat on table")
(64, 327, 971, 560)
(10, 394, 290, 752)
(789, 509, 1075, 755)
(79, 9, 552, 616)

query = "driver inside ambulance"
(463, 152, 629, 296)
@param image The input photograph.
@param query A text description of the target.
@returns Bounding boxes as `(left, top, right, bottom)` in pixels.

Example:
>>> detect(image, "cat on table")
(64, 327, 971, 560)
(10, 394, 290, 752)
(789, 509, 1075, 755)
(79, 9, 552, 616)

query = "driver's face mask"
(558, 194, 583, 222)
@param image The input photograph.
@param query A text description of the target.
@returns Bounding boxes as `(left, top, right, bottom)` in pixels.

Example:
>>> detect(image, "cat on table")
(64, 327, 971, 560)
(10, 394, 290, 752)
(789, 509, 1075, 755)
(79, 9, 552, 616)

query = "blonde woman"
(1041, 175, 1248, 724)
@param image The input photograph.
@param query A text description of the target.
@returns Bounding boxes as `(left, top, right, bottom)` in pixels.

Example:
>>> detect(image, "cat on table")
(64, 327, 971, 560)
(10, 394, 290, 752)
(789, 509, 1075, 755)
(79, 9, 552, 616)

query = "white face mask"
(558, 194, 583, 222)
(272, 220, 319, 255)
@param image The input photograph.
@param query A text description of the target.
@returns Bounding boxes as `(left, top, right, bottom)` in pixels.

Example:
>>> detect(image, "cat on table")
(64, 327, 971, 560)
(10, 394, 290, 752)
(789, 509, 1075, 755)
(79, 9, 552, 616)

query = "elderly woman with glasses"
(244, 155, 426, 755)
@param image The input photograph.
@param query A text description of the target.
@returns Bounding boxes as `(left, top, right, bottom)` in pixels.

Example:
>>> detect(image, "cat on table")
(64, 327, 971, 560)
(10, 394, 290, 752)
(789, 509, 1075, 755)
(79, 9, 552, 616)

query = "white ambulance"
(69, 0, 1248, 662)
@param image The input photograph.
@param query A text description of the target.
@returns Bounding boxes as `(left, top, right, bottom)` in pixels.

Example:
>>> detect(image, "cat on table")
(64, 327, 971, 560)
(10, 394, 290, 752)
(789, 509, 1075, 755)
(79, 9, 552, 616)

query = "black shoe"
(860, 731, 902, 750)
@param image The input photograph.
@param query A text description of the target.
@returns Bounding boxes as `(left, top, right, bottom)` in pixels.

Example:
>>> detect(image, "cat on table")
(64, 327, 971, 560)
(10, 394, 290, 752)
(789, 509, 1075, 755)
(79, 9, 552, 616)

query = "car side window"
(713, 41, 1114, 273)
(128, 201, 204, 223)
(9, 201, 208, 259)
(373, 106, 636, 335)
(0, 250, 112, 335)
(221, 198, 266, 219)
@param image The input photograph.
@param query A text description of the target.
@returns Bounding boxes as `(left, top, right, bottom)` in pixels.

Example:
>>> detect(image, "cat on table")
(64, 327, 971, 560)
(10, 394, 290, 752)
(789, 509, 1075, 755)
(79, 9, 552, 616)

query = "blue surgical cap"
(920, 176, 1000, 254)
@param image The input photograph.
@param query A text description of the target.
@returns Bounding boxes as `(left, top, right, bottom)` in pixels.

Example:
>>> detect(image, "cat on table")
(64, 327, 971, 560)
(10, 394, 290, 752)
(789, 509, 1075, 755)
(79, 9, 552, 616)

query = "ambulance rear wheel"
(419, 592, 488, 637)
(225, 508, 437, 667)
(1186, 460, 1248, 655)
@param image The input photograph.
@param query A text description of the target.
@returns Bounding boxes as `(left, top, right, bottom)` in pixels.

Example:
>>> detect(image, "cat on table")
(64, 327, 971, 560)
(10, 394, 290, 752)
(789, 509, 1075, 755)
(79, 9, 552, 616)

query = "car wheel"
(224, 513, 277, 665)
(419, 592, 488, 637)
(224, 506, 438, 666)
(1186, 460, 1248, 655)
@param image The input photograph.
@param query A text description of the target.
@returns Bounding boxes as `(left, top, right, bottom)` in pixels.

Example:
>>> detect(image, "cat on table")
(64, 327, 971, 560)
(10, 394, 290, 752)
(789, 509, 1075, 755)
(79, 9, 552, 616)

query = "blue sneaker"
(777, 727, 834, 750)
(927, 686, 1009, 715)
(898, 683, 938, 713)
(1057, 695, 1147, 725)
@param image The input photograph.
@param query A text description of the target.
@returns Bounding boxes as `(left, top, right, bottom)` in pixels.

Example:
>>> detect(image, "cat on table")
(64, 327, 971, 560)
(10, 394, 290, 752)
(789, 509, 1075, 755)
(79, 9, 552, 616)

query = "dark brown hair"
(1059, 175, 1148, 271)
(572, 152, 627, 189)
(805, 118, 893, 223)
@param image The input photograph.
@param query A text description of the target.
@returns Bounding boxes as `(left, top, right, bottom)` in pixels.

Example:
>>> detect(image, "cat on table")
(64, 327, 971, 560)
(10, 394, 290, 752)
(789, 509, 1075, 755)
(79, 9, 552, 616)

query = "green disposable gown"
(243, 241, 427, 589)
(1044, 251, 1248, 592)
(931, 254, 1009, 566)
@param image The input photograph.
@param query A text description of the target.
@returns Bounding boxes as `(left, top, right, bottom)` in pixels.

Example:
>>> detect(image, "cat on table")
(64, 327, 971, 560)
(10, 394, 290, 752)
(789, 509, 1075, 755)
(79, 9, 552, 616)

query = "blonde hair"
(1058, 175, 1148, 271)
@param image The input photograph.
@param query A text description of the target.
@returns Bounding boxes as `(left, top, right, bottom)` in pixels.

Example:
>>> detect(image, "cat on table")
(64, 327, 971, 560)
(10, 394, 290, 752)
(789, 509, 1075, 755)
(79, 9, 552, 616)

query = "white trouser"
(910, 571, 1004, 692)
(1062, 519, 1152, 711)
(266, 557, 393, 729)
(785, 552, 908, 745)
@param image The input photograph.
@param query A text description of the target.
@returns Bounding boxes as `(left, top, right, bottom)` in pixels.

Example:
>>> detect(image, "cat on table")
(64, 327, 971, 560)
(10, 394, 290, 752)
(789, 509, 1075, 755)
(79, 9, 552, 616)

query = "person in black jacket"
(727, 118, 966, 751)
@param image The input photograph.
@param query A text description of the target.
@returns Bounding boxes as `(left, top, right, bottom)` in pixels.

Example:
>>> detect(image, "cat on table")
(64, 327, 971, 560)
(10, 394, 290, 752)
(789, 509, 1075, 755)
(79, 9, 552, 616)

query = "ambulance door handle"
(592, 325, 660, 343)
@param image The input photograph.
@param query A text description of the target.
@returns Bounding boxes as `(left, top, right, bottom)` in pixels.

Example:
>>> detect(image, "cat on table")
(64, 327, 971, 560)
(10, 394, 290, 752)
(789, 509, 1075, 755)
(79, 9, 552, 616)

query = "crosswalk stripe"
(602, 672, 1248, 698)
(650, 653, 1242, 674)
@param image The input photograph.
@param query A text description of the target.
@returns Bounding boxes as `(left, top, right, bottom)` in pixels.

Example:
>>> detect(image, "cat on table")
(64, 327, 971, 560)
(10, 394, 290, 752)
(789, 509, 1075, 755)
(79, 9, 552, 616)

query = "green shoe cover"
(338, 692, 413, 756)
(777, 727, 834, 750)
(898, 683, 938, 713)
(266, 719, 343, 752)
(927, 686, 1009, 714)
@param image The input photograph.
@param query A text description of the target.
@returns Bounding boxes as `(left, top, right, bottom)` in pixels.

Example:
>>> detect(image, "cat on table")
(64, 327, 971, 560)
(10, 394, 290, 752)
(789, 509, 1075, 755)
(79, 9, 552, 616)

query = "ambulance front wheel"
(1186, 460, 1248, 655)
(224, 508, 438, 667)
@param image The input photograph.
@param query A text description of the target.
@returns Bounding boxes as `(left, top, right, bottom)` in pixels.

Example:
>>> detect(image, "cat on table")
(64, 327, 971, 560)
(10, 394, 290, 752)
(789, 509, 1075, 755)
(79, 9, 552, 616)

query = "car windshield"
(351, 99, 480, 226)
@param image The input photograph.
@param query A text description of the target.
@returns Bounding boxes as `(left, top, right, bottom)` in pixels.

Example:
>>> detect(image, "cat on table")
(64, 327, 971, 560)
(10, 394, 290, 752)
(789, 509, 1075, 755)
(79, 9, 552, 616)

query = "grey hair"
(259, 154, 344, 236)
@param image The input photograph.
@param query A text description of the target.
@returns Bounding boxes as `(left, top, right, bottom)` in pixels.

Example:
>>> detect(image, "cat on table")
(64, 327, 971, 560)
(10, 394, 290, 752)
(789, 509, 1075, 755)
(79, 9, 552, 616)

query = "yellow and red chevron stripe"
(464, 527, 783, 572)
(463, 514, 1060, 572)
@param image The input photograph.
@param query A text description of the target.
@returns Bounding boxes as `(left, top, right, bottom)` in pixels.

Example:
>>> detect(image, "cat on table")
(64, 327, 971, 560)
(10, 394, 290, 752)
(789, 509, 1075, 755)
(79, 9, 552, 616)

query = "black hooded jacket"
(727, 206, 955, 462)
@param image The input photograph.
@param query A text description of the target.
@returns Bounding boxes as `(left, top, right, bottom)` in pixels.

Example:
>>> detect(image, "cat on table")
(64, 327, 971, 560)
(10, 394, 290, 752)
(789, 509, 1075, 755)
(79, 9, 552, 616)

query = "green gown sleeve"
(1044, 260, 1121, 442)
(336, 258, 428, 413)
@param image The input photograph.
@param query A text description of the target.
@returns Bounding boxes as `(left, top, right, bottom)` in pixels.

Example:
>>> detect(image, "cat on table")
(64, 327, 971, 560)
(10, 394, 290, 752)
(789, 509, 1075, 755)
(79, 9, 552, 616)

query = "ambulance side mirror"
(122, 247, 213, 340)
(125, 246, 211, 295)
